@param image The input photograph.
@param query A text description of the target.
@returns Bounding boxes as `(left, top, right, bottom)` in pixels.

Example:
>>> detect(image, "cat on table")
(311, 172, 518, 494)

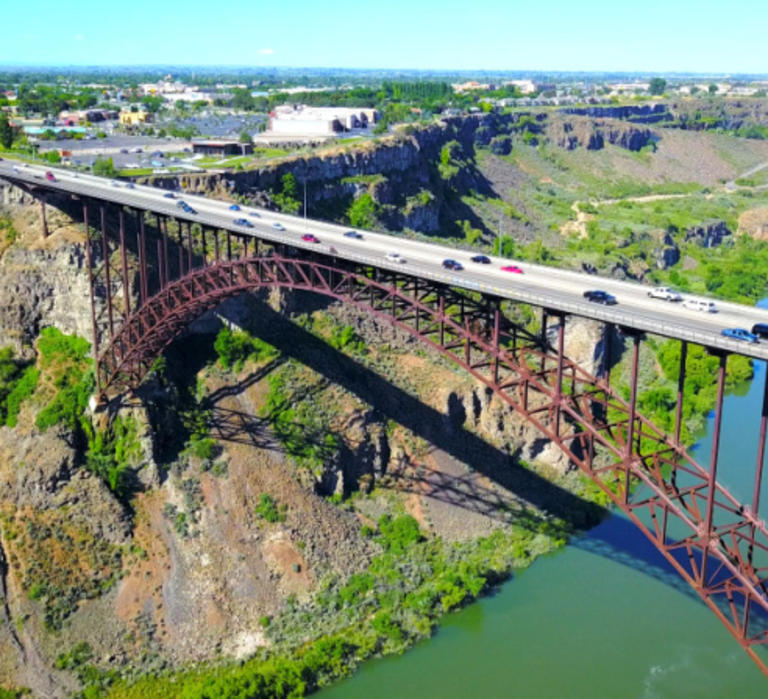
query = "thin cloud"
(258, 48, 274, 55)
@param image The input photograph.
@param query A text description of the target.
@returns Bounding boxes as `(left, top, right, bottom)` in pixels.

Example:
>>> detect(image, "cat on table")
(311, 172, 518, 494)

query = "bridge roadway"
(3, 161, 768, 360)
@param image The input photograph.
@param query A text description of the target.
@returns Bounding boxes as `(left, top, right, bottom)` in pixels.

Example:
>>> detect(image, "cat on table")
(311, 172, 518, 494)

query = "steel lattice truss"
(81, 199, 768, 674)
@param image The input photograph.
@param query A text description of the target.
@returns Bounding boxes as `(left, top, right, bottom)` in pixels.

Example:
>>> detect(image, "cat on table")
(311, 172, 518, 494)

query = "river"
(323, 319, 768, 697)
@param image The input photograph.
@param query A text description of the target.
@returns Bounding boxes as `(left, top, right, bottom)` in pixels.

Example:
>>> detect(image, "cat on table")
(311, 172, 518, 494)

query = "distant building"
(502, 79, 537, 94)
(452, 81, 494, 93)
(119, 109, 153, 126)
(58, 109, 117, 125)
(191, 140, 253, 157)
(268, 105, 378, 135)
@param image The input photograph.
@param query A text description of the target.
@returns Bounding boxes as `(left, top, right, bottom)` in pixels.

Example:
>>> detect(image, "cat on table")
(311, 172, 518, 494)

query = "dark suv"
(442, 258, 463, 271)
(752, 323, 768, 339)
(583, 290, 617, 305)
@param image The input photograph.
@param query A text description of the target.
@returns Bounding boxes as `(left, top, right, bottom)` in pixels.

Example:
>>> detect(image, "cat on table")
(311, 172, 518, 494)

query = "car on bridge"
(229, 204, 241, 211)
(302, 234, 320, 243)
(683, 298, 717, 313)
(386, 251, 406, 264)
(233, 218, 253, 227)
(721, 328, 760, 344)
(752, 323, 768, 339)
(181, 204, 197, 214)
(248, 211, 260, 217)
(501, 265, 523, 274)
(442, 258, 463, 271)
(163, 192, 176, 199)
(45, 171, 55, 182)
(583, 289, 617, 305)
(471, 254, 491, 264)
(272, 222, 285, 231)
(647, 286, 682, 302)
(125, 182, 135, 189)
(344, 230, 363, 239)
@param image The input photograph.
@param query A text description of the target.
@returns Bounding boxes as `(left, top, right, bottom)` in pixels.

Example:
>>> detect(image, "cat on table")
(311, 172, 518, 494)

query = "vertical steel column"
(157, 239, 165, 288)
(540, 311, 548, 372)
(138, 214, 148, 303)
(176, 220, 184, 277)
(554, 316, 565, 438)
(623, 333, 641, 504)
(40, 198, 48, 238)
(243, 236, 249, 260)
(752, 369, 768, 522)
(674, 341, 688, 449)
(701, 352, 727, 584)
(118, 211, 131, 317)
(100, 205, 115, 340)
(603, 323, 614, 387)
(186, 222, 193, 272)
(82, 203, 101, 395)
(214, 230, 220, 261)
(439, 294, 445, 347)
(414, 279, 420, 334)
(201, 228, 208, 267)
(161, 217, 170, 287)
(226, 231, 232, 260)
(492, 305, 500, 387)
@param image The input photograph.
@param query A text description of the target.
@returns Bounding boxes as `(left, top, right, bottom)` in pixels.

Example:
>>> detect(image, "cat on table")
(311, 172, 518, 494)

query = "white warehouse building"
(269, 105, 378, 135)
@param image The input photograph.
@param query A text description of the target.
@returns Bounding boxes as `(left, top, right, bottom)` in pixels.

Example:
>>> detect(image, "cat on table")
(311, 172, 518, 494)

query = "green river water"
(323, 322, 768, 698)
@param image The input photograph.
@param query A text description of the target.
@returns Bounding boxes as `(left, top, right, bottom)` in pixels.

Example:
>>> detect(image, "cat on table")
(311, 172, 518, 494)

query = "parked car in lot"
(229, 204, 241, 211)
(302, 234, 320, 243)
(500, 265, 523, 274)
(583, 289, 617, 305)
(344, 230, 363, 239)
(233, 218, 253, 227)
(470, 254, 491, 264)
(45, 171, 55, 182)
(721, 328, 760, 344)
(386, 251, 406, 264)
(647, 286, 682, 302)
(442, 258, 463, 271)
(272, 222, 285, 231)
(752, 323, 768, 339)
(683, 298, 717, 313)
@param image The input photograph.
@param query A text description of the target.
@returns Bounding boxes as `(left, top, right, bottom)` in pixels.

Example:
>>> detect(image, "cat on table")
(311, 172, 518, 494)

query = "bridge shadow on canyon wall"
(149, 294, 767, 635)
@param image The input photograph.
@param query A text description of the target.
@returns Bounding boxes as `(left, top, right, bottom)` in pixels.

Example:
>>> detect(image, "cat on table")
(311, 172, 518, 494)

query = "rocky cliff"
(0, 184, 611, 695)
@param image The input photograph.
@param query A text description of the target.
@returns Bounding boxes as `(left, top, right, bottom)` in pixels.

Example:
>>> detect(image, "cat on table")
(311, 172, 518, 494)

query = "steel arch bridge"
(68, 196, 768, 675)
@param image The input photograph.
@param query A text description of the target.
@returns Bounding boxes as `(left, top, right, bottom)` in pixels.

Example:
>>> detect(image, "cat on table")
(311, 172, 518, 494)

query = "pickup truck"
(647, 286, 682, 302)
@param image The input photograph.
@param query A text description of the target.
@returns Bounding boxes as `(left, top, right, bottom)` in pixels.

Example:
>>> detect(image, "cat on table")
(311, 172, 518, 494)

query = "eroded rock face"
(685, 220, 732, 247)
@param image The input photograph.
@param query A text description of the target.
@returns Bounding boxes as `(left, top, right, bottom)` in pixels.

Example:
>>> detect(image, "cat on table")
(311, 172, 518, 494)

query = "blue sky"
(3, 0, 767, 73)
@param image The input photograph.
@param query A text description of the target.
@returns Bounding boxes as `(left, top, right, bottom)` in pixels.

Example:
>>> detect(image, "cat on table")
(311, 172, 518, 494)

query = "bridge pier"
(40, 197, 48, 238)
(623, 332, 641, 504)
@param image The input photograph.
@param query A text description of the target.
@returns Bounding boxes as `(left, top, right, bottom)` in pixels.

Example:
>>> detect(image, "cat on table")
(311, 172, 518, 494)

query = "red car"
(45, 171, 56, 182)
(501, 265, 523, 274)
(301, 234, 320, 243)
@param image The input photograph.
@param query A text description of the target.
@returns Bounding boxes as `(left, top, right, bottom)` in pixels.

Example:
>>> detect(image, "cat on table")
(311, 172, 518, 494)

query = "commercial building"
(268, 105, 378, 136)
(119, 110, 153, 126)
(191, 140, 254, 157)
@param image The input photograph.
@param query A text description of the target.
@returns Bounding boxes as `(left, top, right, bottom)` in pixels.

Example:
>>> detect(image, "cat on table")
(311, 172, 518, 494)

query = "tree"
(0, 112, 14, 149)
(708, 83, 719, 95)
(347, 193, 378, 229)
(92, 157, 115, 177)
(239, 130, 253, 145)
(649, 77, 667, 96)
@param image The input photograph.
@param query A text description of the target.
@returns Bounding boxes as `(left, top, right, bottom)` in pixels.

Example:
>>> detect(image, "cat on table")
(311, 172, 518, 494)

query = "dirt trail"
(563, 159, 768, 237)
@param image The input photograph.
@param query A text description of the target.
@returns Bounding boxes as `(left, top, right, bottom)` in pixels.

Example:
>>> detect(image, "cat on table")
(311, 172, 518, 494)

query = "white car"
(272, 222, 285, 231)
(386, 251, 406, 264)
(647, 286, 682, 302)
(683, 298, 717, 313)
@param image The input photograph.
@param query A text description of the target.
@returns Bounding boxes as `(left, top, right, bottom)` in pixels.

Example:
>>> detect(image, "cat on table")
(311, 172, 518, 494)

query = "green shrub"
(255, 493, 286, 523)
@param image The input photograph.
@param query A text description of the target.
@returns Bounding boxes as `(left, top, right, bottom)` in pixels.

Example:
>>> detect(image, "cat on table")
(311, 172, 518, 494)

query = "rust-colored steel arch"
(100, 254, 768, 673)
